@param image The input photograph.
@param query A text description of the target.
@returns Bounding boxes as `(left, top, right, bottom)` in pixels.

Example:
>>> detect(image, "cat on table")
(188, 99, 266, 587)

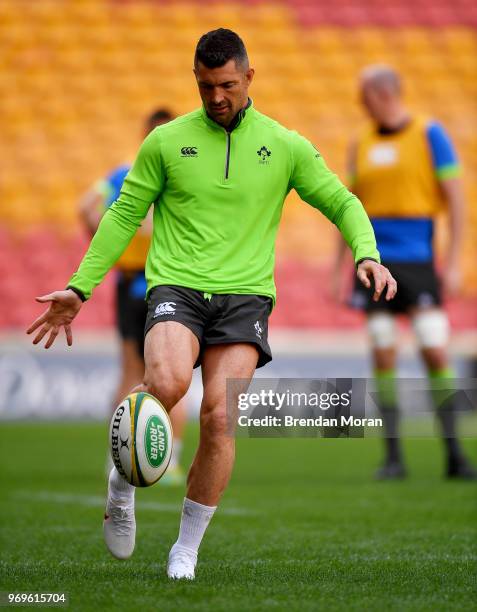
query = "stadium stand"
(0, 0, 475, 329)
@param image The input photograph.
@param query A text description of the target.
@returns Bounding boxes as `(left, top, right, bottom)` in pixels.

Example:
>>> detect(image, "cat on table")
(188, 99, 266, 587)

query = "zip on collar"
(224, 130, 231, 180)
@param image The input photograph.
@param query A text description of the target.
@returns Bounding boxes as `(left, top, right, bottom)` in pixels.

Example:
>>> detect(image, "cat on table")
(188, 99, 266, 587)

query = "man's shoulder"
(408, 116, 454, 148)
(414, 114, 433, 127)
(420, 116, 449, 139)
(251, 108, 299, 144)
(252, 108, 292, 134)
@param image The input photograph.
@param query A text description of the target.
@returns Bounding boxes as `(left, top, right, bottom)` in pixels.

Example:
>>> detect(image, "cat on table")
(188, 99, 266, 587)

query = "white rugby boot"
(104, 452, 114, 479)
(167, 543, 197, 580)
(103, 471, 136, 560)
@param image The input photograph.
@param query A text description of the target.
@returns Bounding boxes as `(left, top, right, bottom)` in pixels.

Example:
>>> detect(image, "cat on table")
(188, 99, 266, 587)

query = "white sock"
(108, 467, 135, 505)
(173, 497, 217, 555)
(169, 439, 183, 469)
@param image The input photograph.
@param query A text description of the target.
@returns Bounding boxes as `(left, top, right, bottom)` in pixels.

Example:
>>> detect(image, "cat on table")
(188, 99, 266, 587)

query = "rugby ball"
(109, 392, 173, 487)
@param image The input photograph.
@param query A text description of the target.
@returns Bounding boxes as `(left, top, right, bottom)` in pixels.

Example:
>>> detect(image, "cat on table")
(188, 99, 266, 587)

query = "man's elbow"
(330, 193, 363, 227)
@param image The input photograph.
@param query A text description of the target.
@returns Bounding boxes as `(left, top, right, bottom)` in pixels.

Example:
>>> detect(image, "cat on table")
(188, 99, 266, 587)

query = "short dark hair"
(194, 28, 248, 69)
(146, 108, 174, 130)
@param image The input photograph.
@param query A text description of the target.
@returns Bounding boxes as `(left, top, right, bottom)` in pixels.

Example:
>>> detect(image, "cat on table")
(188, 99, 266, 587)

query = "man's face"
(194, 59, 254, 127)
(360, 83, 391, 124)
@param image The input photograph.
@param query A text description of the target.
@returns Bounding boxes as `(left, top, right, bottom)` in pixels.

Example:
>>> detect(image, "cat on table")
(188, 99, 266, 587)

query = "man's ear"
(245, 68, 255, 85)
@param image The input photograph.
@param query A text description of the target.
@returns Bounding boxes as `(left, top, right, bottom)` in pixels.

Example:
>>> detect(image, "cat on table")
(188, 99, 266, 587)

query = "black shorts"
(116, 271, 148, 357)
(145, 285, 273, 368)
(351, 261, 442, 314)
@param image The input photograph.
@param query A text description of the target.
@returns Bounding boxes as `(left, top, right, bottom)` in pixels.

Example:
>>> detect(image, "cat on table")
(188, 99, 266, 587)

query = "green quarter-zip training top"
(69, 101, 380, 302)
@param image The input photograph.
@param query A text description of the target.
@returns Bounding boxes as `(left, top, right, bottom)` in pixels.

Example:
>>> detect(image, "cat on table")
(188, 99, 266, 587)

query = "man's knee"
(413, 309, 449, 349)
(200, 402, 230, 439)
(367, 312, 397, 349)
(144, 368, 190, 411)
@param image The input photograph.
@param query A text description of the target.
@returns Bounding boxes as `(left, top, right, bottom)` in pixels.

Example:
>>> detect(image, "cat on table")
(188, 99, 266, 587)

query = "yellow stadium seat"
(0, 0, 474, 290)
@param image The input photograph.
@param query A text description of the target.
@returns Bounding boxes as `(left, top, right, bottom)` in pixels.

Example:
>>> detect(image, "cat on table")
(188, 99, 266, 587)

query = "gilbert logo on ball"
(109, 392, 173, 487)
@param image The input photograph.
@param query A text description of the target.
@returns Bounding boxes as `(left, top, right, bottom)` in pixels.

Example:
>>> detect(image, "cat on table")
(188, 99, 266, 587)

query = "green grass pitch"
(0, 422, 475, 611)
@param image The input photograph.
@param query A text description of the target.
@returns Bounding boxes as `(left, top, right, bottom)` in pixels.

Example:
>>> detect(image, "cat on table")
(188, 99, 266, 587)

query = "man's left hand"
(357, 260, 397, 302)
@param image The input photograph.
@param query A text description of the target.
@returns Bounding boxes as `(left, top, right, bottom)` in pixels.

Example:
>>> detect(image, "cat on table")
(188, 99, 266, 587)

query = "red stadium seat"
(0, 0, 475, 330)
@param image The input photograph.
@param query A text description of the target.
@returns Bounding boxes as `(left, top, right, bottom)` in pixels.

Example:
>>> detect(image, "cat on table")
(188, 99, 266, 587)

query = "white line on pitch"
(12, 491, 256, 516)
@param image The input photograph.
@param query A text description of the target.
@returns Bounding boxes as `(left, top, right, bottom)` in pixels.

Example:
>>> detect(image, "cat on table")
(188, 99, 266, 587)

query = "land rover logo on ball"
(145, 415, 168, 468)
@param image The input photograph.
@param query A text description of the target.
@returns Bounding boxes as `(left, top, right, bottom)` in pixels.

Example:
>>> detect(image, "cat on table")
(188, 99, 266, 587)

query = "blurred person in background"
(78, 108, 187, 485)
(333, 65, 476, 480)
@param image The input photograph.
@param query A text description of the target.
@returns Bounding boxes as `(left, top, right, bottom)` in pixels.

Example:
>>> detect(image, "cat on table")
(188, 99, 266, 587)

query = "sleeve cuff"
(435, 164, 461, 180)
(66, 286, 87, 302)
(356, 257, 380, 268)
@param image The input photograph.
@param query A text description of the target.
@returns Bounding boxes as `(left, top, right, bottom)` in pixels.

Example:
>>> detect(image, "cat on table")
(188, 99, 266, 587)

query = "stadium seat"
(0, 0, 475, 329)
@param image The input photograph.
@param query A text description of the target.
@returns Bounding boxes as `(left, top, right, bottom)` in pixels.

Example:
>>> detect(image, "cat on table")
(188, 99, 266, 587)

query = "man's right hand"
(26, 289, 83, 348)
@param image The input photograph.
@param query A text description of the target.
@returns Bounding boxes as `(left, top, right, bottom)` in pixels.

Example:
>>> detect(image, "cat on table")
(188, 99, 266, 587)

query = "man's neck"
(216, 98, 251, 131)
(378, 110, 412, 135)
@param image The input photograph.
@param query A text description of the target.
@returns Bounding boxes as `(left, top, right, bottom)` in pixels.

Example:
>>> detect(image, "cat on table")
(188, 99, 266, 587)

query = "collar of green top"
(202, 98, 254, 132)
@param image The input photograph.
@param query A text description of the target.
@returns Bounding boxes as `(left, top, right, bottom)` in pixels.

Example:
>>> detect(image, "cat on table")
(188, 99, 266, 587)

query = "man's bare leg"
(367, 312, 405, 479)
(108, 334, 190, 478)
(412, 308, 477, 478)
(104, 322, 199, 560)
(372, 344, 406, 478)
(105, 338, 145, 475)
(168, 342, 259, 579)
